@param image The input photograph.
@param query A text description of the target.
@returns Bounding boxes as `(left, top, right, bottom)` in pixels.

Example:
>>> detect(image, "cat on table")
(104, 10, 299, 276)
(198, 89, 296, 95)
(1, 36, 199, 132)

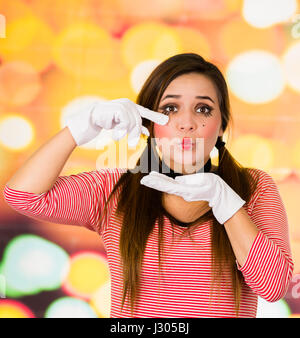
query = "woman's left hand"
(140, 171, 246, 224)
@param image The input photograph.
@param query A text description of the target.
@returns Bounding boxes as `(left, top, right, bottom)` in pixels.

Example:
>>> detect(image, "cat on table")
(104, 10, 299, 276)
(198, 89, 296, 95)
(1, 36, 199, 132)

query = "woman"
(3, 53, 294, 318)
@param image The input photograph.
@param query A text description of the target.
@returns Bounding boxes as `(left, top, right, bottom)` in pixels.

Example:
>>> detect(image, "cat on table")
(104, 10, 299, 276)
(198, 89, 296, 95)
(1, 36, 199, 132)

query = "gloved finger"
(141, 175, 184, 195)
(115, 103, 136, 131)
(127, 106, 144, 147)
(112, 128, 127, 140)
(112, 105, 136, 141)
(174, 173, 206, 185)
(127, 126, 141, 148)
(135, 104, 169, 126)
(141, 126, 150, 137)
(147, 171, 177, 184)
(141, 179, 179, 195)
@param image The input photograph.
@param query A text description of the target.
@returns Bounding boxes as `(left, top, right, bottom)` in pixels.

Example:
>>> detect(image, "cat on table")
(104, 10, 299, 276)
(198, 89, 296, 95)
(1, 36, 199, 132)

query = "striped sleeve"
(3, 170, 108, 233)
(237, 171, 294, 302)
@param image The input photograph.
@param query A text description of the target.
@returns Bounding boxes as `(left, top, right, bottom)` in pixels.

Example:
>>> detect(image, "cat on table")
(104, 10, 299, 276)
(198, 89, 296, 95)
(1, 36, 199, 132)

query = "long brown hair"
(99, 53, 259, 317)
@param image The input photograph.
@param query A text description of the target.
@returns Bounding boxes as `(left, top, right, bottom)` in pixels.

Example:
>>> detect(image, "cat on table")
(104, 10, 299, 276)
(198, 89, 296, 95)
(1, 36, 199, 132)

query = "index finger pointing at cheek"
(135, 104, 169, 125)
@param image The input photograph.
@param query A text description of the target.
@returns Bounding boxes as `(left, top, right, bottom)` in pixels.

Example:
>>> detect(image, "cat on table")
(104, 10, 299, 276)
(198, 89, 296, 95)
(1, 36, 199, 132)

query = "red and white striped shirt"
(3, 167, 294, 318)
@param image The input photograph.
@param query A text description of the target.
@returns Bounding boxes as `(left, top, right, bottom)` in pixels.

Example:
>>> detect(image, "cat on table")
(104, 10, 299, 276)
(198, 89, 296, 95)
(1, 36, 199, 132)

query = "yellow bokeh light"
(279, 178, 300, 264)
(229, 134, 274, 171)
(291, 139, 300, 170)
(220, 17, 287, 60)
(289, 313, 300, 318)
(0, 301, 34, 318)
(121, 21, 182, 70)
(291, 242, 300, 273)
(23, 0, 101, 32)
(173, 26, 211, 60)
(90, 281, 111, 318)
(53, 22, 116, 79)
(182, 0, 242, 20)
(0, 14, 54, 72)
(116, 0, 183, 24)
(282, 41, 300, 93)
(0, 61, 42, 107)
(0, 0, 33, 24)
(0, 115, 34, 151)
(63, 252, 110, 300)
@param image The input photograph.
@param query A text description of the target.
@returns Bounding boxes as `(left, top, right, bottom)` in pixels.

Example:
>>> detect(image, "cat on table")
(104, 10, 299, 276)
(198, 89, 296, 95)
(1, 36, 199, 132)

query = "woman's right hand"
(66, 98, 169, 147)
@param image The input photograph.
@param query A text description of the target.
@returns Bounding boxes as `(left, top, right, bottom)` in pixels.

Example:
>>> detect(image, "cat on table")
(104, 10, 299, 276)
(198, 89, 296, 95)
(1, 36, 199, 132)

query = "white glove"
(140, 171, 246, 225)
(65, 98, 169, 147)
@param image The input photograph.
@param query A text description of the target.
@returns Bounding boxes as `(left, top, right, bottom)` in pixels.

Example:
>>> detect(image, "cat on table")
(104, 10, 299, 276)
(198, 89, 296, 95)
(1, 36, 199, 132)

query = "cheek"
(154, 119, 221, 141)
(153, 124, 173, 139)
(202, 119, 221, 139)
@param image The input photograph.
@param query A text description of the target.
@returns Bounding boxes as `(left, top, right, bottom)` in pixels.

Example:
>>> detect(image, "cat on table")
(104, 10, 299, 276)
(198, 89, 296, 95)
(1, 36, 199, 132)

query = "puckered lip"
(176, 137, 196, 145)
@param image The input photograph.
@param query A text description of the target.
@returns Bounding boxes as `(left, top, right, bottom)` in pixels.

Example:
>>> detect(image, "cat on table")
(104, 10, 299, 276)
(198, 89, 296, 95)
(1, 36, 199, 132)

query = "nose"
(176, 113, 198, 133)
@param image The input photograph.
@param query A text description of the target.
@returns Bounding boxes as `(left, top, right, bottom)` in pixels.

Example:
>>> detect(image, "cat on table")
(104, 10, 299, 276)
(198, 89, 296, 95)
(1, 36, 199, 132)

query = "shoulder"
(244, 167, 281, 208)
(245, 167, 278, 191)
(93, 167, 127, 181)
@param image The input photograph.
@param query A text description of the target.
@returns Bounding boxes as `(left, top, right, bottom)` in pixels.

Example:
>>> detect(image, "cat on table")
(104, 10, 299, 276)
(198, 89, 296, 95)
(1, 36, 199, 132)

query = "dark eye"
(158, 103, 213, 116)
(159, 105, 177, 115)
(197, 105, 213, 117)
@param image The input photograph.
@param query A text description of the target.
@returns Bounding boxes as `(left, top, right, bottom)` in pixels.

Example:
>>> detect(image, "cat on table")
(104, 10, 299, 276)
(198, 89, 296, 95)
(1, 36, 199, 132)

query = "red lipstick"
(181, 137, 193, 150)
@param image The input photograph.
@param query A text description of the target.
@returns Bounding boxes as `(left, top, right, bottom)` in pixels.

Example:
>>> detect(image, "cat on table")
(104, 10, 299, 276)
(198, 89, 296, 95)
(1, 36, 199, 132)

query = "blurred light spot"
(90, 281, 111, 318)
(0, 61, 41, 106)
(242, 0, 297, 28)
(229, 134, 274, 171)
(226, 50, 285, 104)
(0, 115, 34, 151)
(117, 0, 183, 24)
(130, 59, 161, 94)
(0, 14, 54, 71)
(0, 300, 35, 318)
(62, 251, 110, 300)
(174, 26, 211, 60)
(121, 22, 182, 70)
(1, 234, 69, 297)
(282, 41, 300, 93)
(291, 139, 300, 169)
(182, 0, 243, 20)
(257, 297, 291, 317)
(279, 180, 300, 250)
(53, 22, 115, 79)
(45, 297, 98, 318)
(220, 17, 286, 59)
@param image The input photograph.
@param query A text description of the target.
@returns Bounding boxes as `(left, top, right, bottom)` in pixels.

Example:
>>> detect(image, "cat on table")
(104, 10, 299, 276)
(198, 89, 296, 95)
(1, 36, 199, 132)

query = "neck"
(162, 158, 212, 179)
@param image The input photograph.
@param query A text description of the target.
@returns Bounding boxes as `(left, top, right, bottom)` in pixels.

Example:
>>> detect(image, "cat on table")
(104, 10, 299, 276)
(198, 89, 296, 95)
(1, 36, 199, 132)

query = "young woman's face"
(153, 72, 223, 174)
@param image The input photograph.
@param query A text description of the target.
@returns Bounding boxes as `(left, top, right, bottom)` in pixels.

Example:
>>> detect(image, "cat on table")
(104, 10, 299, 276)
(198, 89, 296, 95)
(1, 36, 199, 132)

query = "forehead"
(161, 73, 217, 98)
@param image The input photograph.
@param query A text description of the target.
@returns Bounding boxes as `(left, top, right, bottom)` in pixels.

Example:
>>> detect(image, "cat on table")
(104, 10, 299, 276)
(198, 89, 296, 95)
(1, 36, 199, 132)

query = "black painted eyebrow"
(161, 94, 215, 104)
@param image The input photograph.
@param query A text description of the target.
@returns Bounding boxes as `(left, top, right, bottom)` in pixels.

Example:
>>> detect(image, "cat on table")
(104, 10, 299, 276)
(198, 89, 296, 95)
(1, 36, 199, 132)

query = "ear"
(218, 127, 224, 137)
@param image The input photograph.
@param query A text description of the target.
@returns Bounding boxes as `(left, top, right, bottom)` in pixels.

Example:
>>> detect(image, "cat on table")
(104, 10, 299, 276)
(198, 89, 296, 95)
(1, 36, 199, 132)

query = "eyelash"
(158, 104, 213, 117)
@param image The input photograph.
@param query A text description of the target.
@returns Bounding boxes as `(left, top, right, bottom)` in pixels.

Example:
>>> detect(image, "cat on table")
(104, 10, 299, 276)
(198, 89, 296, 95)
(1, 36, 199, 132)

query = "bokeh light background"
(0, 0, 300, 318)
